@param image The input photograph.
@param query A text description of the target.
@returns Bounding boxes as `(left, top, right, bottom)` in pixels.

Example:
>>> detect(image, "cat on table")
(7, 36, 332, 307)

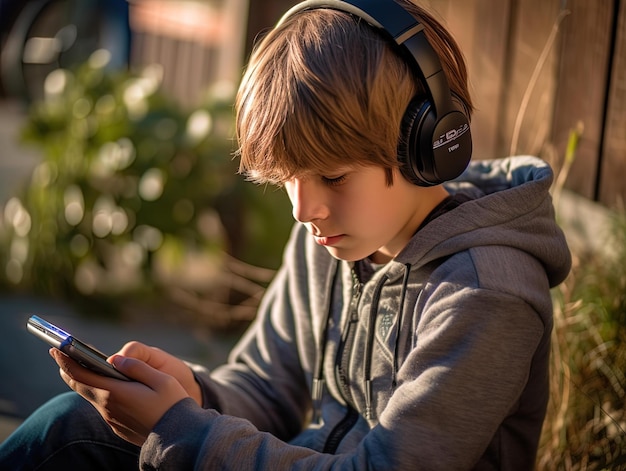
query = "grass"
(538, 207, 626, 469)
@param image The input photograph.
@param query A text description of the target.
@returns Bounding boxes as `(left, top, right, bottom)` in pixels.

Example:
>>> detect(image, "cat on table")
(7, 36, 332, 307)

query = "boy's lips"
(313, 234, 344, 246)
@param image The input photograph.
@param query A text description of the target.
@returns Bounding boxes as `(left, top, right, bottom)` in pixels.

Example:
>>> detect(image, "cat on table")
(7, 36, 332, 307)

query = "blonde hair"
(235, 0, 472, 186)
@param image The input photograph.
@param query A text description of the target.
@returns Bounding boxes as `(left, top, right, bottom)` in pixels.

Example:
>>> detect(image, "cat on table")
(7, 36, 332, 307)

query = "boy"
(0, 0, 571, 469)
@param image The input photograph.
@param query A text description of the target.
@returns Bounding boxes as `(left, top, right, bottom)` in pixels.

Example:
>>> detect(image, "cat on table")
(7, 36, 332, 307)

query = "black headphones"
(277, 0, 472, 186)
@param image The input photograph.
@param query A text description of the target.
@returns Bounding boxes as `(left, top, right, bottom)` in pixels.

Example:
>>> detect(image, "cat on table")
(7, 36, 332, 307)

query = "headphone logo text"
(432, 123, 470, 152)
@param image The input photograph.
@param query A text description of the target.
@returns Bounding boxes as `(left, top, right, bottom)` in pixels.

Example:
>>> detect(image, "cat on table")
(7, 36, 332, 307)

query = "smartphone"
(27, 314, 131, 381)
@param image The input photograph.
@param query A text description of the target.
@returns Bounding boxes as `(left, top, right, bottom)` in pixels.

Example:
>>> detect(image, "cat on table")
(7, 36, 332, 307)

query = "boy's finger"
(110, 355, 167, 389)
(117, 342, 169, 369)
(49, 348, 113, 389)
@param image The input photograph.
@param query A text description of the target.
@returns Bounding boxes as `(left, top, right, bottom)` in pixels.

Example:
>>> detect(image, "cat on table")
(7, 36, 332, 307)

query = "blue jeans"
(0, 392, 140, 470)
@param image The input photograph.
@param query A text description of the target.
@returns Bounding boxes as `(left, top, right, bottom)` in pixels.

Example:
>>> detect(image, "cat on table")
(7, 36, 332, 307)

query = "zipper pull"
(312, 377, 325, 424)
(349, 269, 362, 320)
(351, 269, 361, 297)
(364, 379, 373, 420)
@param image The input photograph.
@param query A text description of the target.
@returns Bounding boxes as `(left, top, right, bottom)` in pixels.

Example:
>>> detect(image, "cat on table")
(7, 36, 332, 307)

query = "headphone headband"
(278, 0, 454, 118)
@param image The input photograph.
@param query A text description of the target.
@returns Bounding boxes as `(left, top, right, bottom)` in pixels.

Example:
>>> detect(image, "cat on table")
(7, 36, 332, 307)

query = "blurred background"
(0, 0, 625, 468)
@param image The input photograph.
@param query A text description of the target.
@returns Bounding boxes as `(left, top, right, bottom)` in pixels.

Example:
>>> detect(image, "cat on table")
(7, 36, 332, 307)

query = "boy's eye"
(322, 174, 347, 186)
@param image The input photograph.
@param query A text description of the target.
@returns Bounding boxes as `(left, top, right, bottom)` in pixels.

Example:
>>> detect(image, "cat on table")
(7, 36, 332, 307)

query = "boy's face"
(284, 165, 437, 263)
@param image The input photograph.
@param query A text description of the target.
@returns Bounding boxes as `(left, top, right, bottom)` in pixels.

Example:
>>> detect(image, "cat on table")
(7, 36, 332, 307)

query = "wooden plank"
(598, 0, 626, 208)
(499, 0, 562, 159)
(446, 0, 511, 160)
(465, 0, 512, 160)
(551, 0, 615, 201)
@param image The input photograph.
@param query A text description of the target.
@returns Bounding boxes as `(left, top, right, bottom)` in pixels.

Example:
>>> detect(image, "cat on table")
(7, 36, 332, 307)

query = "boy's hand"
(116, 341, 203, 406)
(49, 346, 196, 446)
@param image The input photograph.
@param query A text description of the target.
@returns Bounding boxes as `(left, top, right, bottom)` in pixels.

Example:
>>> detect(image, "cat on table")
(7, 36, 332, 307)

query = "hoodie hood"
(394, 156, 571, 287)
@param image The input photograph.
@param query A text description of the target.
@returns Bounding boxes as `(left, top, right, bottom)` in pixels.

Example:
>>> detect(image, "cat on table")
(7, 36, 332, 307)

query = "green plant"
(0, 49, 292, 327)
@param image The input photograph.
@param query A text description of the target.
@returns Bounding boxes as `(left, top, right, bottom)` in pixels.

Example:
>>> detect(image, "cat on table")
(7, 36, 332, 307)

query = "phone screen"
(27, 315, 131, 381)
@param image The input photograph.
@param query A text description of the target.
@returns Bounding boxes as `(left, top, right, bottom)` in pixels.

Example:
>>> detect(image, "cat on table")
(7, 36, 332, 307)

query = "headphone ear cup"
(450, 92, 471, 117)
(398, 95, 433, 186)
(398, 92, 472, 186)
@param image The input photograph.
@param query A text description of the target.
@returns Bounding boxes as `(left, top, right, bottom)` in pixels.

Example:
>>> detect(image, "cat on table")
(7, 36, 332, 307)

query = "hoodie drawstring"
(363, 273, 389, 420)
(392, 264, 412, 389)
(312, 261, 339, 424)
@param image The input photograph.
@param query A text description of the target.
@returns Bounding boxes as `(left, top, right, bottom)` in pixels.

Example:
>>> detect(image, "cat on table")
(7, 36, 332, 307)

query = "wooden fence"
(422, 0, 626, 209)
(130, 0, 626, 208)
(129, 0, 249, 107)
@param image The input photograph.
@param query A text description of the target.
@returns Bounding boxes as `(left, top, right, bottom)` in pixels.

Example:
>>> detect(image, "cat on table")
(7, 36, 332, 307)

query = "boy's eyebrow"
(298, 165, 358, 178)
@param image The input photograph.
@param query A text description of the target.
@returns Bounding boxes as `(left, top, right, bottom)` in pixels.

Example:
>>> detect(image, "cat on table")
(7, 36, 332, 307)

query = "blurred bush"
(0, 49, 292, 328)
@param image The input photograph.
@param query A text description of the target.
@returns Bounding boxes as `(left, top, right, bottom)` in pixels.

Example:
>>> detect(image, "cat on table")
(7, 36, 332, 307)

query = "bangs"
(242, 94, 383, 185)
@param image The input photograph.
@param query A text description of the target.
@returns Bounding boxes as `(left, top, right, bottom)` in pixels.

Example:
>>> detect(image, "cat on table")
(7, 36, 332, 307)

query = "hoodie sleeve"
(139, 224, 346, 469)
(183, 225, 316, 440)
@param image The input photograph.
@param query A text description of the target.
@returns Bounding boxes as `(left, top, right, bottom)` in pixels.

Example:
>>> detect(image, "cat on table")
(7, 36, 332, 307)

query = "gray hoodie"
(140, 156, 571, 470)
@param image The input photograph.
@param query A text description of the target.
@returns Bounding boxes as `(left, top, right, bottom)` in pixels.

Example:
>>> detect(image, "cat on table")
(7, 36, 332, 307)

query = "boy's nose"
(287, 178, 329, 223)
